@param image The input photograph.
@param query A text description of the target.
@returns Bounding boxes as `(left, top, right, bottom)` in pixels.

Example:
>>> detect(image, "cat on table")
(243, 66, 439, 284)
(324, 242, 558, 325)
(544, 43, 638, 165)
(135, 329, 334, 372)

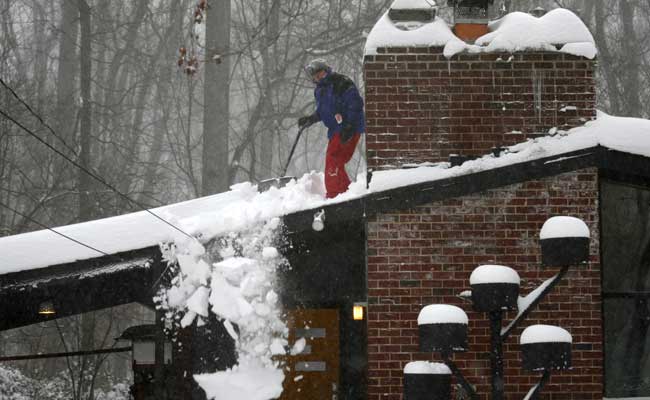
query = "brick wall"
(363, 48, 596, 170)
(366, 169, 602, 400)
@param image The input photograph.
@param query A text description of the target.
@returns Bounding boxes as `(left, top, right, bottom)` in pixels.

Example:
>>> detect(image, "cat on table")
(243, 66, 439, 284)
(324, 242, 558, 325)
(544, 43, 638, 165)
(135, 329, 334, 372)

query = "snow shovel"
(258, 125, 308, 192)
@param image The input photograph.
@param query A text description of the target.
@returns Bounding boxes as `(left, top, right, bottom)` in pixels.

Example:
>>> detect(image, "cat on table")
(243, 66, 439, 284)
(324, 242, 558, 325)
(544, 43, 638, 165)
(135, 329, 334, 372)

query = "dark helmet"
(304, 59, 330, 79)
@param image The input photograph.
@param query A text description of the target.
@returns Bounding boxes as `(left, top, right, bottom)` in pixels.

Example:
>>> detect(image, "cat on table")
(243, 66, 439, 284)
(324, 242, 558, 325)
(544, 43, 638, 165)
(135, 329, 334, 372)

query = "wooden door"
(281, 309, 340, 400)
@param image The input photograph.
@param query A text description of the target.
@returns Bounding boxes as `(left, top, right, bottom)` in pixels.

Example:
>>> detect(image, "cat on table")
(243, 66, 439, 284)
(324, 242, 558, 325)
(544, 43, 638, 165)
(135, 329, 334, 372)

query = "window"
(602, 180, 650, 398)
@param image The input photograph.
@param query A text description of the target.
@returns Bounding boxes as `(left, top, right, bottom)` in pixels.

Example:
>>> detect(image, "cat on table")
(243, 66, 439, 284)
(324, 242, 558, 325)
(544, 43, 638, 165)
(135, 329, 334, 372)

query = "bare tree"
(202, 0, 231, 195)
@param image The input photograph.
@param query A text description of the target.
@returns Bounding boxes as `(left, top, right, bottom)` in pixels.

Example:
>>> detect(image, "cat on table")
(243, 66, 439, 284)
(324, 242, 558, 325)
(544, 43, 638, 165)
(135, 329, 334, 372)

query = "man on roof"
(298, 59, 366, 199)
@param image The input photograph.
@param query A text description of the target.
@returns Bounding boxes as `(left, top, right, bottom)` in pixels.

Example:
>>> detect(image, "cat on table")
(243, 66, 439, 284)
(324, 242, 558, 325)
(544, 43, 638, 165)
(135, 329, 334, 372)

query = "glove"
(340, 122, 356, 144)
(298, 114, 318, 129)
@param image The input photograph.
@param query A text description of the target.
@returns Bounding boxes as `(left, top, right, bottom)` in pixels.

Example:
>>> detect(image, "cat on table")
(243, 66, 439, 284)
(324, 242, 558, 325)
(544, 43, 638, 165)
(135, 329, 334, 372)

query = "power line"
(0, 107, 196, 241)
(0, 199, 111, 258)
(0, 77, 79, 157)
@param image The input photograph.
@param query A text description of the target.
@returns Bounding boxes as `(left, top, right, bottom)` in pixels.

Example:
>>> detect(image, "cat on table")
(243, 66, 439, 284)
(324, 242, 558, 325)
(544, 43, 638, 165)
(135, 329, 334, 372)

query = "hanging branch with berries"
(177, 0, 208, 76)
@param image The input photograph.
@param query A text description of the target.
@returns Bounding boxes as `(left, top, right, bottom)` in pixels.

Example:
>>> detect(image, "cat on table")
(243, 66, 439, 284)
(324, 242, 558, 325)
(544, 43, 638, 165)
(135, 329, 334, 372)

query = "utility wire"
(0, 77, 79, 157)
(0, 199, 111, 258)
(0, 107, 196, 241)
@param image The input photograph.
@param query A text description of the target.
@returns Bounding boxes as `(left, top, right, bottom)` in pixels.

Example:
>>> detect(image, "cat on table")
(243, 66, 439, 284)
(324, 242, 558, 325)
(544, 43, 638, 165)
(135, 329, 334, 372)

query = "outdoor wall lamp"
(353, 302, 367, 321)
(117, 324, 172, 366)
(312, 210, 326, 232)
(404, 216, 590, 400)
(38, 300, 56, 316)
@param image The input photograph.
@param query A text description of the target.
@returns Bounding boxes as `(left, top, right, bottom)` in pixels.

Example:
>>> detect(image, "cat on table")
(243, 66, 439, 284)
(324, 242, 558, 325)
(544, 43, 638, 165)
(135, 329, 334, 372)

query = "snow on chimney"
(450, 0, 494, 43)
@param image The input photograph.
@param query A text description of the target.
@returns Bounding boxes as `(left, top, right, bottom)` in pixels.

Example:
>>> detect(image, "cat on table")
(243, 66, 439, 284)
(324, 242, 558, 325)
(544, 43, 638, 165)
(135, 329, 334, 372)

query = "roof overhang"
(0, 248, 157, 331)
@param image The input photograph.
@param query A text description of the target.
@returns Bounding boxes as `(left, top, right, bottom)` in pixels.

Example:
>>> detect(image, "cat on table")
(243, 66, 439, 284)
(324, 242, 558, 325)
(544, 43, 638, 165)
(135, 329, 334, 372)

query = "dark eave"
(0, 247, 159, 289)
(0, 247, 160, 331)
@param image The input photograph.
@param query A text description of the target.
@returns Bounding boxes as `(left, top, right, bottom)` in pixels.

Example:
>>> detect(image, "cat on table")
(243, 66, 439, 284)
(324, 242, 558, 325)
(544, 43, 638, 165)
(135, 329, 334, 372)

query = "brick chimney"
(363, 6, 597, 171)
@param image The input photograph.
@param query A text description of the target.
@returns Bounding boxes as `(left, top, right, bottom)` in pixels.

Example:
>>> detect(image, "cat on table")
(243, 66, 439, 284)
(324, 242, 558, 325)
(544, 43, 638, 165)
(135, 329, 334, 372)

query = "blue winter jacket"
(313, 70, 366, 140)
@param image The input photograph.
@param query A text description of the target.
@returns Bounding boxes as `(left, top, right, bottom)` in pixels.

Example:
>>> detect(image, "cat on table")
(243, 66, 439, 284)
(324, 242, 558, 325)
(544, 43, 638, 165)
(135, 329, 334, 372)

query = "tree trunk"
(619, 0, 643, 117)
(78, 0, 92, 222)
(258, 0, 281, 180)
(139, 0, 184, 204)
(98, 1, 148, 145)
(594, 0, 622, 115)
(202, 0, 231, 195)
(32, 0, 47, 111)
(53, 0, 79, 183)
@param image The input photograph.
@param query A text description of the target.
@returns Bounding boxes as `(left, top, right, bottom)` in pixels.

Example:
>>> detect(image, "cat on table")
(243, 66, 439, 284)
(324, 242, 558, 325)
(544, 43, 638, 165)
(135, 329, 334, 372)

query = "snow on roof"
(469, 265, 520, 285)
(540, 216, 590, 240)
(404, 361, 451, 375)
(0, 173, 362, 274)
(520, 324, 572, 344)
(369, 111, 650, 192)
(364, 5, 596, 59)
(1, 112, 649, 275)
(390, 0, 437, 10)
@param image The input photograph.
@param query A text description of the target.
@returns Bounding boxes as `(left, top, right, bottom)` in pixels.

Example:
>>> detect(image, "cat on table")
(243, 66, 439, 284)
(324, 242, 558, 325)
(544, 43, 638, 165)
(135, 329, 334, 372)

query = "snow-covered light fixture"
(312, 210, 326, 232)
(539, 216, 590, 267)
(520, 325, 572, 372)
(417, 304, 468, 353)
(403, 361, 452, 400)
(469, 265, 520, 312)
(38, 300, 56, 316)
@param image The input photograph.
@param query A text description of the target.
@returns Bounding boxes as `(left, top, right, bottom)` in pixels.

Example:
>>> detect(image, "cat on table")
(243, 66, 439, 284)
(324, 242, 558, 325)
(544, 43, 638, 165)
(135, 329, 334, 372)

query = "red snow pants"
(325, 132, 361, 199)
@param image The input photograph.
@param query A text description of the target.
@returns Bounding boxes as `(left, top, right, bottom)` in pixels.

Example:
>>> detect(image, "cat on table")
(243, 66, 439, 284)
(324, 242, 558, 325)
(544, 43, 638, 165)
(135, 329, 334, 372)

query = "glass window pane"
(602, 180, 650, 397)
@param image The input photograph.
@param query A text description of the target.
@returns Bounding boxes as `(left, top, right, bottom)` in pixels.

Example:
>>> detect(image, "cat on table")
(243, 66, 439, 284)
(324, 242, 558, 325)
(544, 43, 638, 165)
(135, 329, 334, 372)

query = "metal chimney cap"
(389, 0, 438, 22)
(530, 6, 547, 17)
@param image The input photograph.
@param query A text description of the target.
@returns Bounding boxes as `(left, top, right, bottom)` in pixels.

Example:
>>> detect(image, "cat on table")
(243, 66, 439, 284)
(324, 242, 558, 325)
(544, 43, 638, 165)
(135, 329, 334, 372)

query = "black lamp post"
(404, 216, 590, 400)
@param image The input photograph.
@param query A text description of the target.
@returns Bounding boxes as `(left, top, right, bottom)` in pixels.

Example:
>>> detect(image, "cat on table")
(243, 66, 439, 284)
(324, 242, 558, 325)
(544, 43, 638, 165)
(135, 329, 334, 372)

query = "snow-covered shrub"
(0, 366, 70, 400)
(94, 383, 130, 400)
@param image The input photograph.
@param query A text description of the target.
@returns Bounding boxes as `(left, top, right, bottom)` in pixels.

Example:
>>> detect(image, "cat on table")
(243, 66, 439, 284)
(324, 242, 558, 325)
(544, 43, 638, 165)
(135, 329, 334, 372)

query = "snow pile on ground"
(157, 218, 288, 400)
(540, 216, 590, 239)
(194, 365, 284, 400)
(364, 4, 596, 59)
(475, 9, 596, 58)
(403, 361, 451, 375)
(417, 304, 468, 325)
(520, 324, 572, 344)
(470, 265, 520, 285)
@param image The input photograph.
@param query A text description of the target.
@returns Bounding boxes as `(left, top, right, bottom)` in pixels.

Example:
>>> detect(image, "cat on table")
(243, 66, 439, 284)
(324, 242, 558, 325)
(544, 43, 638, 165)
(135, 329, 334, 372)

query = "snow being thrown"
(156, 217, 292, 400)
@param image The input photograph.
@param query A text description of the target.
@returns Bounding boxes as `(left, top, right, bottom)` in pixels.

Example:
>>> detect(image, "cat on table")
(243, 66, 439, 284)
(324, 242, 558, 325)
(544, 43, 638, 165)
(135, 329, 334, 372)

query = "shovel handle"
(282, 125, 308, 177)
